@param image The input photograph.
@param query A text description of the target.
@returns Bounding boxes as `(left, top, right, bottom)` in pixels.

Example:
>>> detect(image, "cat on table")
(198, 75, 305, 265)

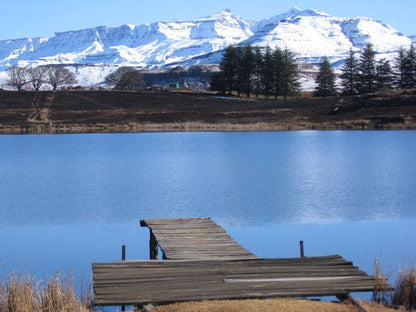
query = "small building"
(169, 83, 179, 89)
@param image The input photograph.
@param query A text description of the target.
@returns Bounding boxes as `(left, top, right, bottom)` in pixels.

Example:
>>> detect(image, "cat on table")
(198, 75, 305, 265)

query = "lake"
(1, 131, 415, 300)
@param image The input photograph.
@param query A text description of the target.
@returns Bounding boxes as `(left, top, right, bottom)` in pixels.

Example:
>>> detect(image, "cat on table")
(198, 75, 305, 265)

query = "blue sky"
(0, 0, 415, 40)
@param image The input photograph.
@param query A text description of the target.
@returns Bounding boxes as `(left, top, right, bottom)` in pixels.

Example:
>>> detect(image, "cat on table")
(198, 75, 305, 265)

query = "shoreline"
(1, 120, 415, 135)
(1, 89, 415, 135)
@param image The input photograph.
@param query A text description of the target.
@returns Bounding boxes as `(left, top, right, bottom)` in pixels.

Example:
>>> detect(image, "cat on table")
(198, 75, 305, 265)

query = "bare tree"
(6, 66, 28, 91)
(105, 66, 135, 86)
(115, 69, 146, 90)
(28, 66, 48, 91)
(46, 66, 76, 90)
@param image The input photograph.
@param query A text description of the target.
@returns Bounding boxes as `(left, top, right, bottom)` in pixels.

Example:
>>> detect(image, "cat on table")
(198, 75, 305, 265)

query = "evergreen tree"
(253, 46, 263, 98)
(272, 47, 284, 99)
(340, 48, 359, 95)
(240, 44, 255, 97)
(234, 46, 244, 96)
(314, 57, 337, 98)
(395, 47, 407, 89)
(261, 46, 274, 99)
(375, 59, 394, 90)
(220, 45, 238, 94)
(280, 48, 300, 100)
(402, 44, 416, 89)
(209, 72, 226, 94)
(358, 43, 377, 94)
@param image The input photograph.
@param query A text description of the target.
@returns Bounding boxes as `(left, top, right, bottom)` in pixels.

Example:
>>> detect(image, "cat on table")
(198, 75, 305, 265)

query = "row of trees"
(210, 45, 300, 99)
(315, 43, 416, 97)
(6, 65, 76, 91)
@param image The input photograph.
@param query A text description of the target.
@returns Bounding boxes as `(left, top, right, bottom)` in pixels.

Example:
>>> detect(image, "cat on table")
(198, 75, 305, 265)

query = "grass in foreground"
(146, 298, 397, 312)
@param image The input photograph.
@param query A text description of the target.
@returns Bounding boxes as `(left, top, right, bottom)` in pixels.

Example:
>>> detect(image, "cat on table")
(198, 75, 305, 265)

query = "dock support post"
(150, 230, 158, 260)
(121, 245, 126, 312)
(300, 240, 304, 258)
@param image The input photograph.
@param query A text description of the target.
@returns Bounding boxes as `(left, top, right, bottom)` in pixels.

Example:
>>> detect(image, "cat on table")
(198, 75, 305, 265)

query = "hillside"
(0, 90, 415, 134)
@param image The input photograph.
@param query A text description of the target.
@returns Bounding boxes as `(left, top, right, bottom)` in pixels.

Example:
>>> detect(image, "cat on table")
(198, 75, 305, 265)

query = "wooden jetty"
(93, 217, 375, 306)
(139, 217, 257, 260)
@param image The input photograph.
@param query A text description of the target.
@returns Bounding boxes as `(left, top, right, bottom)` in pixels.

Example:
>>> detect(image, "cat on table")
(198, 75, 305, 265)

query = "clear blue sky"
(0, 0, 415, 40)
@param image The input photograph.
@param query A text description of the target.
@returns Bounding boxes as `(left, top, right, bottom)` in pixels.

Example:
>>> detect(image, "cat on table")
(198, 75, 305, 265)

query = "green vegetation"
(210, 43, 416, 99)
(340, 43, 415, 95)
(314, 56, 337, 98)
(210, 44, 300, 99)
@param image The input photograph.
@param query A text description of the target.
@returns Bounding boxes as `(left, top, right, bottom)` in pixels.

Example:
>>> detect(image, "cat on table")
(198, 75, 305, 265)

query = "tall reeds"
(0, 272, 92, 312)
(373, 257, 393, 305)
(393, 262, 416, 311)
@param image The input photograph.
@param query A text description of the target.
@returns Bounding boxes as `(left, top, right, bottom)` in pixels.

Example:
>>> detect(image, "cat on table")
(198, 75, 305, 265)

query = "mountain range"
(0, 7, 413, 86)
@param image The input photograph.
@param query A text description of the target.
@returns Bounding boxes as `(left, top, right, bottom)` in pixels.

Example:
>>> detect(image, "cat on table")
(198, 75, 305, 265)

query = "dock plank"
(140, 217, 257, 260)
(93, 257, 375, 306)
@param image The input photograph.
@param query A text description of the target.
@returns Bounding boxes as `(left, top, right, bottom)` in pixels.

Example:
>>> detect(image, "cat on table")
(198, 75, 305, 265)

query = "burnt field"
(0, 89, 415, 134)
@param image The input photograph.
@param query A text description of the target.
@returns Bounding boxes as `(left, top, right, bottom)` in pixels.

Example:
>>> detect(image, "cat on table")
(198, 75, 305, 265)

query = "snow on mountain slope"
(0, 7, 413, 86)
(247, 8, 411, 63)
(0, 10, 252, 71)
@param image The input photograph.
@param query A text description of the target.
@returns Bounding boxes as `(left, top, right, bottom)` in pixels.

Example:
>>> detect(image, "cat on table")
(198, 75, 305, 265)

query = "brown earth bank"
(0, 89, 415, 134)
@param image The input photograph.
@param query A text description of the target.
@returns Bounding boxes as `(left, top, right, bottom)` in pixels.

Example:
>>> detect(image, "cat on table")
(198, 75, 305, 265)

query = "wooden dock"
(140, 217, 257, 260)
(93, 217, 375, 306)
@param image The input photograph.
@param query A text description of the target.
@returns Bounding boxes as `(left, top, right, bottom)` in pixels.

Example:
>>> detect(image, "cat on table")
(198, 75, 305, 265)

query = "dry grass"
(393, 262, 416, 310)
(145, 298, 397, 312)
(0, 273, 92, 312)
(373, 257, 394, 305)
(358, 300, 400, 312)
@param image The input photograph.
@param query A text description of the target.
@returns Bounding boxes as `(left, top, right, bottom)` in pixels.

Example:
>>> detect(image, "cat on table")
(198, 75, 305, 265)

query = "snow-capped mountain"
(0, 7, 413, 86)
(0, 10, 252, 70)
(247, 7, 411, 63)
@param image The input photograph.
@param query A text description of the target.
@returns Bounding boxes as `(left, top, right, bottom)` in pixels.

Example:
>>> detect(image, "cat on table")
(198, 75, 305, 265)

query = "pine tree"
(375, 59, 394, 90)
(403, 44, 416, 89)
(358, 43, 377, 94)
(272, 47, 284, 99)
(240, 44, 255, 97)
(253, 46, 263, 98)
(220, 45, 238, 95)
(340, 48, 359, 95)
(280, 48, 300, 100)
(314, 57, 336, 98)
(210, 72, 226, 94)
(395, 47, 407, 89)
(235, 46, 244, 96)
(262, 46, 274, 99)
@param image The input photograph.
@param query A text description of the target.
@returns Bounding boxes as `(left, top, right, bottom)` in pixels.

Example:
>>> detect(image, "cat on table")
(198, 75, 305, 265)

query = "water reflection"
(0, 131, 415, 227)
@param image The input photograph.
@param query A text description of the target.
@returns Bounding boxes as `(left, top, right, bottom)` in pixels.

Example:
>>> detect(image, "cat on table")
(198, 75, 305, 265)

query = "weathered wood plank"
(140, 217, 257, 260)
(93, 257, 375, 306)
(93, 218, 378, 306)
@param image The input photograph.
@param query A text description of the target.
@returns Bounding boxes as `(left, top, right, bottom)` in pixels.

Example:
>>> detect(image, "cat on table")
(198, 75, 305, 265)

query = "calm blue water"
(0, 131, 415, 300)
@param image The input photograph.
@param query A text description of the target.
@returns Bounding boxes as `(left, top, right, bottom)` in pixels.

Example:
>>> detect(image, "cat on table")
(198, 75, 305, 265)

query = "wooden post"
(150, 230, 158, 260)
(300, 240, 304, 258)
(121, 245, 126, 312)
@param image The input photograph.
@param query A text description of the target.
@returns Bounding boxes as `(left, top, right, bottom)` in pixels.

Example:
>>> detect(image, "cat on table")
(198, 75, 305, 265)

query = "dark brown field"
(0, 89, 415, 134)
